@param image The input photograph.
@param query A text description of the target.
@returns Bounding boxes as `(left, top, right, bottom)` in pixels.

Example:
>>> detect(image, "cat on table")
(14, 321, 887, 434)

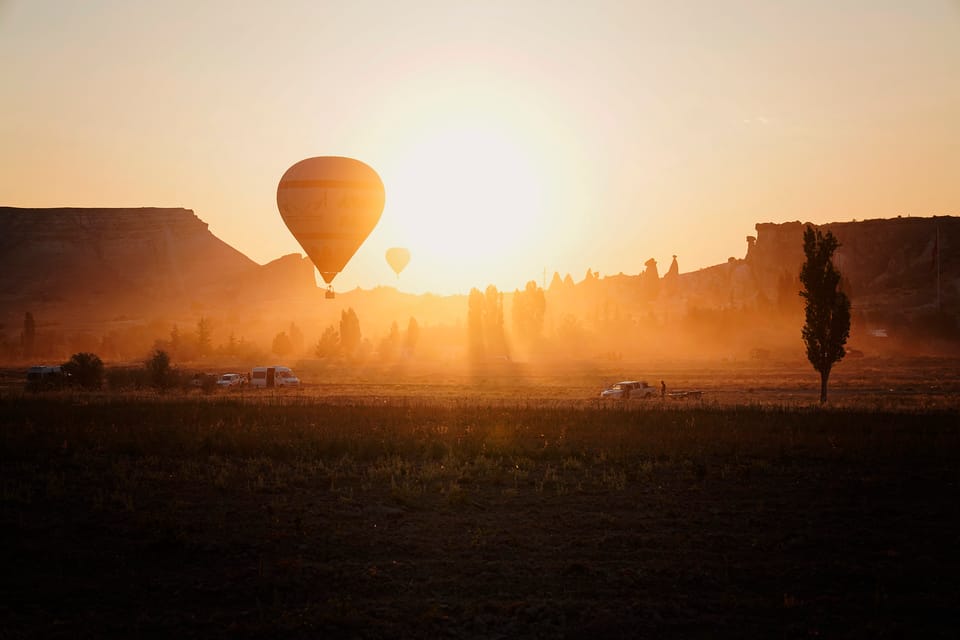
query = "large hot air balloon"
(276, 156, 385, 298)
(385, 247, 410, 278)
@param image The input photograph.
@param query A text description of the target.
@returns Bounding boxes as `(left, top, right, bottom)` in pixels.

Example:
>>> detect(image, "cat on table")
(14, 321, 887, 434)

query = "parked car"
(216, 373, 243, 388)
(600, 380, 657, 399)
(249, 366, 300, 388)
(26, 365, 69, 391)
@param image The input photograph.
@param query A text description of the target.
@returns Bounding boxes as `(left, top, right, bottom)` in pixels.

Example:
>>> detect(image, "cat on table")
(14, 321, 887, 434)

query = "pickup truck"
(600, 381, 657, 399)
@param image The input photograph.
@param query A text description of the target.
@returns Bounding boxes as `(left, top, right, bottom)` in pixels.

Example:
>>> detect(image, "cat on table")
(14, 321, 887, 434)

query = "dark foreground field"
(2, 393, 958, 638)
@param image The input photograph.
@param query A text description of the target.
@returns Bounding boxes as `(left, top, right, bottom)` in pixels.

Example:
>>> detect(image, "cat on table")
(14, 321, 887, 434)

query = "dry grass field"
(1, 357, 958, 638)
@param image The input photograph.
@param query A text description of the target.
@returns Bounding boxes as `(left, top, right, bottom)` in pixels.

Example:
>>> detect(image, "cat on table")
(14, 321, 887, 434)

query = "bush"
(62, 352, 104, 390)
(146, 349, 177, 390)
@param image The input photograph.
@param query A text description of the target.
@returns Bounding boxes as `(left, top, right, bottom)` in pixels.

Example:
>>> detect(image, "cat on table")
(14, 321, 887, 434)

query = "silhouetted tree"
(196, 317, 213, 357)
(404, 317, 420, 356)
(315, 326, 339, 358)
(169, 325, 182, 358)
(146, 349, 175, 390)
(272, 331, 293, 357)
(379, 321, 401, 361)
(340, 308, 361, 356)
(484, 285, 508, 358)
(800, 225, 851, 403)
(288, 323, 304, 354)
(62, 352, 104, 390)
(467, 288, 486, 361)
(21, 312, 36, 359)
(512, 280, 546, 342)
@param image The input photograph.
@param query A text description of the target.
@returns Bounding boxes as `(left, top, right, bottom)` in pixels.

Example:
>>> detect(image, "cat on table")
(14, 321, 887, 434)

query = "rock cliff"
(679, 216, 957, 320)
(0, 207, 317, 327)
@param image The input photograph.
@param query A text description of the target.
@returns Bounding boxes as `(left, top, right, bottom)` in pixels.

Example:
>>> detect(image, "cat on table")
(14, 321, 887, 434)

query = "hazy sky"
(2, 1, 958, 295)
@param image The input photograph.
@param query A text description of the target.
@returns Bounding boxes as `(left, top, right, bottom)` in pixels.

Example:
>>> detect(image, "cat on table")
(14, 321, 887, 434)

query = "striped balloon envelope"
(276, 157, 385, 292)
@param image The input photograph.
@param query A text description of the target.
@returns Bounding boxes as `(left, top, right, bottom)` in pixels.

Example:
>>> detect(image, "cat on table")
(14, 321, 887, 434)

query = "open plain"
(1, 357, 958, 638)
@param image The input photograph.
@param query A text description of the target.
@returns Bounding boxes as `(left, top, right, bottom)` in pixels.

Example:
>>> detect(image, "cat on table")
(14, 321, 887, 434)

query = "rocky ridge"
(0, 207, 316, 326)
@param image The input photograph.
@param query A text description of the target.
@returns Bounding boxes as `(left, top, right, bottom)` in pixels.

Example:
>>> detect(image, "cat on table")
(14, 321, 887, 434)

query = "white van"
(26, 365, 69, 390)
(250, 366, 300, 389)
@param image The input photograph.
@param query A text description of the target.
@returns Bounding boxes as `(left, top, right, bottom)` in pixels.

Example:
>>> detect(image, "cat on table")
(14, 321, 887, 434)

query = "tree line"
(10, 228, 854, 401)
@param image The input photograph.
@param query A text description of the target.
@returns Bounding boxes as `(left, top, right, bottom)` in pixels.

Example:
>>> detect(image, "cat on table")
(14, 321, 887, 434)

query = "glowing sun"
(385, 124, 546, 266)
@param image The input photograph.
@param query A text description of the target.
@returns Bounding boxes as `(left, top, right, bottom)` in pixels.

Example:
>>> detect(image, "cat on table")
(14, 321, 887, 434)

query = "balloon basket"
(325, 286, 335, 300)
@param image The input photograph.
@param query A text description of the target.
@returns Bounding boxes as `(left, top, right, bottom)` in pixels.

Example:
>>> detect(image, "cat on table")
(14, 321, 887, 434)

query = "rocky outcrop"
(574, 215, 958, 353)
(745, 216, 957, 315)
(0, 207, 317, 326)
(662, 216, 956, 314)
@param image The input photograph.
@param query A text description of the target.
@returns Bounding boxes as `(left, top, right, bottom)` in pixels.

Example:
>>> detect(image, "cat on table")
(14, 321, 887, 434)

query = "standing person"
(660, 380, 666, 398)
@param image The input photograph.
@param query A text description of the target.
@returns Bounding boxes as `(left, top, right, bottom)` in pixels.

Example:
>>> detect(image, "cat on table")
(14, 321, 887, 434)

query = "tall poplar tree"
(512, 280, 546, 343)
(467, 288, 485, 361)
(339, 308, 361, 356)
(483, 285, 507, 358)
(196, 317, 213, 357)
(799, 225, 851, 403)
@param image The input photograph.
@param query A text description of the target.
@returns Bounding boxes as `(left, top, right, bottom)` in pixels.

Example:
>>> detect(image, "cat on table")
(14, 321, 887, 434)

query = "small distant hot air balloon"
(385, 247, 410, 278)
(276, 156, 385, 298)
